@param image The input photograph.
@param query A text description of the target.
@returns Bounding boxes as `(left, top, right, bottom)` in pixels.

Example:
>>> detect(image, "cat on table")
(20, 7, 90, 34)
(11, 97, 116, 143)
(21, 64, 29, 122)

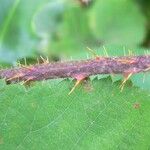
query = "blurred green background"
(0, 0, 150, 66)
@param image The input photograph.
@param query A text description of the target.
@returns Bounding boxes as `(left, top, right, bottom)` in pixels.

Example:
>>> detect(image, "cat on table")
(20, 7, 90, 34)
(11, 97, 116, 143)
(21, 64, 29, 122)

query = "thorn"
(68, 79, 83, 95)
(6, 73, 24, 81)
(123, 46, 126, 56)
(46, 56, 49, 63)
(120, 73, 132, 92)
(117, 59, 136, 64)
(103, 46, 109, 57)
(40, 56, 49, 64)
(17, 61, 22, 67)
(21, 77, 34, 85)
(16, 61, 33, 71)
(68, 74, 86, 95)
(21, 65, 35, 71)
(86, 47, 100, 60)
(128, 49, 134, 56)
(24, 57, 27, 66)
(144, 65, 150, 72)
(16, 61, 35, 71)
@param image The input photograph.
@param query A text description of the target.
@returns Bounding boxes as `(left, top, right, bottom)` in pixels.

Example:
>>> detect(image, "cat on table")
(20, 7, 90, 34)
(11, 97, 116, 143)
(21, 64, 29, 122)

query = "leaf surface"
(0, 78, 150, 149)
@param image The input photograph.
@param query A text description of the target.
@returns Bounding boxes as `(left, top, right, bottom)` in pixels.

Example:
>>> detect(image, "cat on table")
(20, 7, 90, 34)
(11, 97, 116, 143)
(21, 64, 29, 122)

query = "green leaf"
(0, 78, 150, 149)
(49, 4, 99, 55)
(90, 0, 145, 46)
(33, 1, 64, 38)
(0, 0, 53, 64)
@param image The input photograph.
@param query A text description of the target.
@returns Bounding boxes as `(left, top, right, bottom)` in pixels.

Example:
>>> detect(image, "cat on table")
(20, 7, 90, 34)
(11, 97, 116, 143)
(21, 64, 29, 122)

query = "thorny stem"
(0, 55, 150, 84)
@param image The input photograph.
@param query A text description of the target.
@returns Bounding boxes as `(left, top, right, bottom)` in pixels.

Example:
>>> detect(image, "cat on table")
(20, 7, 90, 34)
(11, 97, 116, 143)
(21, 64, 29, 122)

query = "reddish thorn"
(120, 72, 133, 91)
(69, 74, 87, 95)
